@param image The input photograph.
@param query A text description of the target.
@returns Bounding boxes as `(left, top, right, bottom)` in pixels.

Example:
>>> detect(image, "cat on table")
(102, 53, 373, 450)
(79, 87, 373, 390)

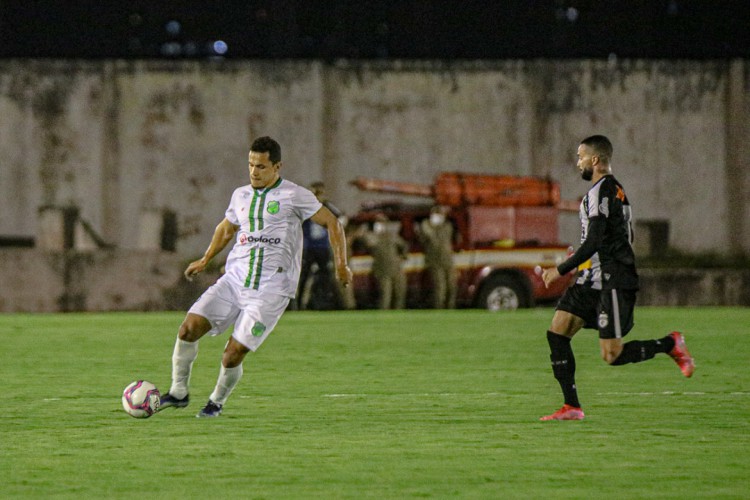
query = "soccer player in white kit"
(159, 136, 352, 417)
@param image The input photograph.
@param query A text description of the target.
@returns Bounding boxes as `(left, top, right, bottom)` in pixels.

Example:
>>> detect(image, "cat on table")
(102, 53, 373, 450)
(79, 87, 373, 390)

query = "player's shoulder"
(230, 184, 253, 200)
(276, 178, 319, 200)
(602, 175, 623, 187)
(276, 177, 303, 192)
(279, 178, 312, 194)
(589, 175, 620, 196)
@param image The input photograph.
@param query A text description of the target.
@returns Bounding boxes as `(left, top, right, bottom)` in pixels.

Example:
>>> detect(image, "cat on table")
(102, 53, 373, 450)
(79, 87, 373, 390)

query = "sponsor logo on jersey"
(267, 200, 280, 214)
(238, 233, 282, 245)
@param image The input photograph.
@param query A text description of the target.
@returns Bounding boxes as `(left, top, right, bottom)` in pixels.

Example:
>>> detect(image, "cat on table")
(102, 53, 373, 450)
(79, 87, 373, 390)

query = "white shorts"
(188, 275, 290, 352)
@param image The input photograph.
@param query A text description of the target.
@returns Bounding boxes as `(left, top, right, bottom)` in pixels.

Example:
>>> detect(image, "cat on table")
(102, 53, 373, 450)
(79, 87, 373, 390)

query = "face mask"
(373, 222, 386, 234)
(430, 213, 445, 225)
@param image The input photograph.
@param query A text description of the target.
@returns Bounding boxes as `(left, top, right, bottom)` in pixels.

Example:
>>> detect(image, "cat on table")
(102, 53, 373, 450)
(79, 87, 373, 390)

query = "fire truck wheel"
(477, 275, 529, 311)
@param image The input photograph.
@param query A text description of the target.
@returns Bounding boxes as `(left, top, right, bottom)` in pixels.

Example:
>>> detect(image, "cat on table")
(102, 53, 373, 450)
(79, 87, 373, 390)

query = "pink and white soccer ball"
(122, 380, 161, 418)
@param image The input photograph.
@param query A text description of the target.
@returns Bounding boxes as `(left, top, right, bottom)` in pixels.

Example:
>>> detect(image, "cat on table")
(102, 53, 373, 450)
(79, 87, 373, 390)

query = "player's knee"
(223, 342, 249, 368)
(178, 314, 210, 342)
(178, 323, 198, 342)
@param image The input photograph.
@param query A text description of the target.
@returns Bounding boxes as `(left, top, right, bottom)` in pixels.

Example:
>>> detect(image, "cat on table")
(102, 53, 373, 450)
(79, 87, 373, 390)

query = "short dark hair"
(581, 135, 613, 162)
(250, 136, 281, 164)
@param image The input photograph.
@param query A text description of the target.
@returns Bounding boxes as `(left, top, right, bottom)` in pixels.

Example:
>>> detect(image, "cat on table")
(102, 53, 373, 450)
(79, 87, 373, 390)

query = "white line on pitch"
(239, 391, 750, 400)
(323, 392, 503, 398)
(595, 391, 750, 396)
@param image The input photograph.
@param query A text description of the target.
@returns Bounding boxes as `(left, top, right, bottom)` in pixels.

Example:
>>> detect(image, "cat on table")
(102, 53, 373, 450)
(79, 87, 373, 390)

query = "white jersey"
(223, 178, 322, 297)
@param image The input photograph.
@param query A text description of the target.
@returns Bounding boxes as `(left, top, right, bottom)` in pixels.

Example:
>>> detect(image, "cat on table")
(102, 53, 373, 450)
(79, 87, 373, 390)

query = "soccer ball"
(122, 380, 161, 418)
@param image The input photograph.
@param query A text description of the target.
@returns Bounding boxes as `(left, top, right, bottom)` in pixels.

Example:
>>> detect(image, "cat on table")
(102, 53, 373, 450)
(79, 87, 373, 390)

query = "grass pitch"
(1, 307, 749, 498)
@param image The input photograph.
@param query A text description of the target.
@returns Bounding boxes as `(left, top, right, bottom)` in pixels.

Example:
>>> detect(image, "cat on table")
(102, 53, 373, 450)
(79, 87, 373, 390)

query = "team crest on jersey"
(267, 201, 280, 214)
(598, 312, 609, 329)
(251, 322, 267, 337)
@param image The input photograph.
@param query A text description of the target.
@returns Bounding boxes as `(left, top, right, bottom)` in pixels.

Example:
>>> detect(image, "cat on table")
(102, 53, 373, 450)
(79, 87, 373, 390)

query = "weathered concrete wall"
(638, 268, 750, 307)
(0, 249, 65, 312)
(1, 59, 748, 258)
(0, 248, 213, 312)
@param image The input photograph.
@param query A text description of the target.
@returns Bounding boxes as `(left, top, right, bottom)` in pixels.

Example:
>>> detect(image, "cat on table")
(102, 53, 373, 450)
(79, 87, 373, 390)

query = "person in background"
(367, 214, 408, 309)
(298, 181, 343, 309)
(418, 205, 457, 309)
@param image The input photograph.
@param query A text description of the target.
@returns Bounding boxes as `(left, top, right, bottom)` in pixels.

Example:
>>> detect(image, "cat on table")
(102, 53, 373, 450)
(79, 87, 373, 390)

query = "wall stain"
(29, 78, 77, 205)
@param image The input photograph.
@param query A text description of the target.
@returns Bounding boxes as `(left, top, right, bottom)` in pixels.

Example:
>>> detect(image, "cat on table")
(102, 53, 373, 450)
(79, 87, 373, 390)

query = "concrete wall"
(638, 268, 750, 307)
(0, 249, 194, 312)
(1, 59, 748, 258)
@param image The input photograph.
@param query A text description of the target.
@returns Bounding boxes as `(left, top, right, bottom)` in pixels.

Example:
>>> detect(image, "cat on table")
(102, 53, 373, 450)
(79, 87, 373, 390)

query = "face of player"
(248, 150, 281, 189)
(576, 144, 595, 181)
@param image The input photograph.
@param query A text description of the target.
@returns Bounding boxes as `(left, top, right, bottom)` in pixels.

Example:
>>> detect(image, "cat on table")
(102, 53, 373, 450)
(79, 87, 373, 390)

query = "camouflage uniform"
(419, 217, 457, 309)
(369, 231, 409, 309)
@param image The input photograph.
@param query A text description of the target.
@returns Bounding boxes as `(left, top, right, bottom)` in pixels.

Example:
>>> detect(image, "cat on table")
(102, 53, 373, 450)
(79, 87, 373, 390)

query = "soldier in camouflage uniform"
(418, 205, 457, 309)
(367, 215, 409, 309)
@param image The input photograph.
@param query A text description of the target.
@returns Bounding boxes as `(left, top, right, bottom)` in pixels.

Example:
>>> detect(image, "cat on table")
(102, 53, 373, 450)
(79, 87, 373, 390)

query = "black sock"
(547, 331, 580, 408)
(611, 335, 674, 365)
(658, 334, 676, 353)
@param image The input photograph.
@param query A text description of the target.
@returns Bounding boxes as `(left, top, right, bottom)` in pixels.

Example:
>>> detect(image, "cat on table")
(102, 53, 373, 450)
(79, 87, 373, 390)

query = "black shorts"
(556, 284, 636, 339)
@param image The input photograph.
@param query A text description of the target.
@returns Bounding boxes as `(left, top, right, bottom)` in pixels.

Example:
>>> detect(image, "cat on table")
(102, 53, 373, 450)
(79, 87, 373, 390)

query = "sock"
(547, 331, 581, 408)
(209, 364, 243, 406)
(611, 335, 675, 365)
(169, 338, 199, 399)
(658, 334, 676, 353)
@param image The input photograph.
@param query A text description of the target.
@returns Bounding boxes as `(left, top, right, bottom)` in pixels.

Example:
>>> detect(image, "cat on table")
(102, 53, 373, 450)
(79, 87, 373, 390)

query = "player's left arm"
(310, 206, 353, 287)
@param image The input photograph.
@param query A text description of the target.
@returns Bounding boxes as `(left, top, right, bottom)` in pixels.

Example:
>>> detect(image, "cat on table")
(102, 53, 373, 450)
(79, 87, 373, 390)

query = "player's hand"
(184, 258, 208, 281)
(336, 265, 353, 288)
(541, 267, 561, 289)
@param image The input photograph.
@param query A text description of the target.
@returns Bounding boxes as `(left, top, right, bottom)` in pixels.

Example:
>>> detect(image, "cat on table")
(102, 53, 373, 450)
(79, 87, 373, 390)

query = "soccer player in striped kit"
(538, 135, 694, 421)
(159, 136, 352, 417)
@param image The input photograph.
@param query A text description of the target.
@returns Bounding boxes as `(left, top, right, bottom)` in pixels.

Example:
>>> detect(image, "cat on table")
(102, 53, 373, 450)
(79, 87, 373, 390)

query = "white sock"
(169, 338, 199, 399)
(209, 364, 243, 406)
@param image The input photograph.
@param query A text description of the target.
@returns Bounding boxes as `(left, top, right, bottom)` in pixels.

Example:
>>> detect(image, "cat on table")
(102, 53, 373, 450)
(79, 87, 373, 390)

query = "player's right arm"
(556, 216, 605, 275)
(542, 217, 604, 288)
(184, 218, 239, 280)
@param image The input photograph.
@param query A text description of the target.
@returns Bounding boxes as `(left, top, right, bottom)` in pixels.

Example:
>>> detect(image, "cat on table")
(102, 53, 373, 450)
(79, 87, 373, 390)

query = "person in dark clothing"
(538, 135, 695, 421)
(298, 182, 343, 309)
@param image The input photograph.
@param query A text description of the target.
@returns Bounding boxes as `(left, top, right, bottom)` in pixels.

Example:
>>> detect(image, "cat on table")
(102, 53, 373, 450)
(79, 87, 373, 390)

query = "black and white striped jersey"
(557, 175, 639, 291)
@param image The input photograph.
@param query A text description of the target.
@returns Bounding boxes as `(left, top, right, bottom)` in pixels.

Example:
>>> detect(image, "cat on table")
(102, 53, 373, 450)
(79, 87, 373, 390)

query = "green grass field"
(2, 307, 749, 499)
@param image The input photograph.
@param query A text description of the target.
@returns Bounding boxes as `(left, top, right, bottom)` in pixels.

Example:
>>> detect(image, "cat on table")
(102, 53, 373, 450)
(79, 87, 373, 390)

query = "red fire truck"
(347, 173, 576, 310)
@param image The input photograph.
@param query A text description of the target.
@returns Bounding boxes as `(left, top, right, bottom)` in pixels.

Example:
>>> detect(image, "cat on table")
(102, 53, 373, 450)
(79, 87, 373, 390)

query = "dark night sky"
(1, 0, 748, 60)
